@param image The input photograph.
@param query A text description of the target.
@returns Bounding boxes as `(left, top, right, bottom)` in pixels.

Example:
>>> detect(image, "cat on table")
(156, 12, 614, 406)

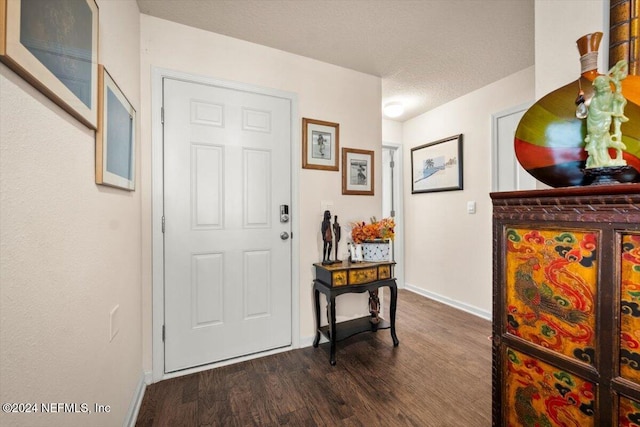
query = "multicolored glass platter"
(505, 228, 597, 364)
(621, 234, 640, 383)
(505, 347, 595, 426)
(515, 75, 640, 187)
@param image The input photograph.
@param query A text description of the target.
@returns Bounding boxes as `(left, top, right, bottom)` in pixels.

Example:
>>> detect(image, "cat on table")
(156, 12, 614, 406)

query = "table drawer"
(348, 267, 378, 285)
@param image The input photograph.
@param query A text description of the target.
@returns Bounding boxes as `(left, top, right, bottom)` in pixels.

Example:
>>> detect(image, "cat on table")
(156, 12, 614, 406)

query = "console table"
(312, 261, 399, 365)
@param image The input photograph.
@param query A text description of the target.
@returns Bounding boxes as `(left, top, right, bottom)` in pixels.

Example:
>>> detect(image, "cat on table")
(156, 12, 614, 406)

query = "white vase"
(362, 240, 390, 262)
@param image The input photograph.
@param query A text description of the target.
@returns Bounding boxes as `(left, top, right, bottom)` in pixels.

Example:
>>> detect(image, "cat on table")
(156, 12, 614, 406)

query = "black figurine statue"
(333, 215, 341, 262)
(321, 210, 333, 265)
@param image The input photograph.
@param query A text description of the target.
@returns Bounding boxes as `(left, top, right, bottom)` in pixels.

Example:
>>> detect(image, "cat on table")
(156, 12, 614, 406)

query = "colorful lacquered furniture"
(313, 261, 399, 365)
(491, 184, 640, 426)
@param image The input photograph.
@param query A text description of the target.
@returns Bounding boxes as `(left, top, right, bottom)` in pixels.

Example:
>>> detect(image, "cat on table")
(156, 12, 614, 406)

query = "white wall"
(140, 15, 382, 374)
(402, 67, 535, 318)
(383, 118, 403, 144)
(400, 0, 608, 317)
(535, 0, 607, 100)
(0, 1, 143, 426)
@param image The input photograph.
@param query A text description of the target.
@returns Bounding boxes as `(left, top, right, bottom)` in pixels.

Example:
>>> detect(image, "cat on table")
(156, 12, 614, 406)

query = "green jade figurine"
(584, 59, 629, 168)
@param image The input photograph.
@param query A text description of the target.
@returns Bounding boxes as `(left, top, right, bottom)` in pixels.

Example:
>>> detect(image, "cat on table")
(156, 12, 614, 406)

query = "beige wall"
(400, 0, 607, 317)
(382, 119, 403, 144)
(140, 15, 382, 375)
(0, 1, 142, 427)
(402, 67, 535, 317)
(535, 0, 607, 99)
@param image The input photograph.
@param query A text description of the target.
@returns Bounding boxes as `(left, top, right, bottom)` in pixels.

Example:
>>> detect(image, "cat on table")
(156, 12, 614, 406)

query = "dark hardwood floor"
(136, 289, 492, 427)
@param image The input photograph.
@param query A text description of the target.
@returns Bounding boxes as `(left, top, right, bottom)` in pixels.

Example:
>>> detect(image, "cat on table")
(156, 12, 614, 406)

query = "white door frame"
(151, 67, 300, 383)
(382, 142, 404, 289)
(491, 102, 533, 192)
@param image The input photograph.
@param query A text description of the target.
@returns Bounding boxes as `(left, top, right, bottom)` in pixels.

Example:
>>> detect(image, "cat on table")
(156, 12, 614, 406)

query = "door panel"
(163, 78, 292, 372)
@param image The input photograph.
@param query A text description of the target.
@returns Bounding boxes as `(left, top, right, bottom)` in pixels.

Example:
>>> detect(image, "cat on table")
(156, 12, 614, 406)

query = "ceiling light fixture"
(383, 102, 404, 118)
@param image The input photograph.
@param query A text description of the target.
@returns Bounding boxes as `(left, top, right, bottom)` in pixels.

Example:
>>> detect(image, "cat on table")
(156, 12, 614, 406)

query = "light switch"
(467, 201, 476, 214)
(110, 305, 120, 342)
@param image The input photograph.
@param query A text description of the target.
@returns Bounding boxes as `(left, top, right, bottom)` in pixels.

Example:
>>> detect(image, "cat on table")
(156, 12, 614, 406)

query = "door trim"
(151, 67, 300, 383)
(490, 102, 533, 192)
(382, 142, 404, 290)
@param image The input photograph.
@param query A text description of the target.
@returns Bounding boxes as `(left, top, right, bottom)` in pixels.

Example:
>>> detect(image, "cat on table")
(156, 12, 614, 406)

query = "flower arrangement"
(350, 217, 395, 243)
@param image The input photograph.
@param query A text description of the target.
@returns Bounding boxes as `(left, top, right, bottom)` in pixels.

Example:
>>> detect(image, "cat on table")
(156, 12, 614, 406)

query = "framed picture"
(302, 118, 339, 171)
(342, 148, 374, 195)
(411, 134, 463, 194)
(0, 0, 99, 129)
(95, 65, 136, 190)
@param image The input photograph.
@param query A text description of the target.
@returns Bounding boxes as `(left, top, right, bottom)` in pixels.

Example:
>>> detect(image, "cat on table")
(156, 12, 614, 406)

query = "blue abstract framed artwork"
(411, 134, 463, 194)
(95, 65, 136, 190)
(0, 0, 99, 128)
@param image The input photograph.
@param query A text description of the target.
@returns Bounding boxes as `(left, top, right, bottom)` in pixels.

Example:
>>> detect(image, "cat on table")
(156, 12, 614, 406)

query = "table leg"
(368, 289, 380, 324)
(312, 285, 321, 348)
(390, 283, 399, 346)
(328, 294, 337, 366)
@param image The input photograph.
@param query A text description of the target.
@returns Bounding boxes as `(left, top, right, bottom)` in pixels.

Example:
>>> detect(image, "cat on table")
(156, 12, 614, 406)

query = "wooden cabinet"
(491, 184, 640, 426)
(313, 261, 393, 287)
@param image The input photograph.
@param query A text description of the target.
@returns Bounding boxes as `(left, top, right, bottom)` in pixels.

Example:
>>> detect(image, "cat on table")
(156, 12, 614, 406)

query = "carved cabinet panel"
(492, 185, 640, 426)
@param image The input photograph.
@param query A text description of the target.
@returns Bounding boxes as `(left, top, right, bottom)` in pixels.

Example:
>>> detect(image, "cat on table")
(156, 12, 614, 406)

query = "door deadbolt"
(280, 205, 289, 223)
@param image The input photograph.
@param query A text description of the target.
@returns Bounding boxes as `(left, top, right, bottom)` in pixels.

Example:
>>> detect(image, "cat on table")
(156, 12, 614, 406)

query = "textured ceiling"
(137, 0, 535, 122)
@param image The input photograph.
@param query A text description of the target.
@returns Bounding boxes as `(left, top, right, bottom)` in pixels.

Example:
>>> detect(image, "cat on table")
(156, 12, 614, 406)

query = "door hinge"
(162, 325, 165, 342)
(390, 160, 395, 169)
(162, 216, 165, 233)
(390, 210, 396, 217)
(161, 107, 164, 124)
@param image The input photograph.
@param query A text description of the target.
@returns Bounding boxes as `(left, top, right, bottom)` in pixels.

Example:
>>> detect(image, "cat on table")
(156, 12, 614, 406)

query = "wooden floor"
(136, 290, 492, 427)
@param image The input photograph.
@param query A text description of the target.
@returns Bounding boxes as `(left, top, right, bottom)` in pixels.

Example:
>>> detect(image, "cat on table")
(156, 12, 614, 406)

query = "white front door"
(163, 77, 292, 372)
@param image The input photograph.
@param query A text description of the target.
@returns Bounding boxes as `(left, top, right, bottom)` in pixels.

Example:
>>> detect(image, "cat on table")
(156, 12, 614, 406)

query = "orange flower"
(350, 217, 395, 243)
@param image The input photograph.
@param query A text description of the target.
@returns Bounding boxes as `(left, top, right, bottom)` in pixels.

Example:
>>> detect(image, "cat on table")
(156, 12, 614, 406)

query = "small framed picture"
(0, 0, 99, 128)
(342, 148, 374, 195)
(411, 134, 463, 194)
(95, 65, 136, 190)
(302, 118, 339, 171)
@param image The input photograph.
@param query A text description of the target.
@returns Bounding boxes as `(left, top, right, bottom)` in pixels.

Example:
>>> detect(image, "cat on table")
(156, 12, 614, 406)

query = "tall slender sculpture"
(321, 210, 333, 265)
(333, 215, 341, 262)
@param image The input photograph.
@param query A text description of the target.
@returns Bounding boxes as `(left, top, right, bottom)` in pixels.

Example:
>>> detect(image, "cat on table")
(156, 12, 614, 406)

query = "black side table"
(312, 261, 399, 365)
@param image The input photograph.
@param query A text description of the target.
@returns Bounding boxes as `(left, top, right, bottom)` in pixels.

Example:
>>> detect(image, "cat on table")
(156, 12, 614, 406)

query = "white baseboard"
(404, 284, 491, 321)
(124, 372, 146, 427)
(144, 371, 153, 385)
(299, 334, 329, 348)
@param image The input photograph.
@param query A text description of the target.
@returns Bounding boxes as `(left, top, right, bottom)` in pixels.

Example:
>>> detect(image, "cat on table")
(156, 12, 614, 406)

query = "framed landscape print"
(411, 134, 463, 194)
(95, 65, 136, 191)
(302, 117, 339, 171)
(0, 0, 99, 129)
(342, 148, 374, 195)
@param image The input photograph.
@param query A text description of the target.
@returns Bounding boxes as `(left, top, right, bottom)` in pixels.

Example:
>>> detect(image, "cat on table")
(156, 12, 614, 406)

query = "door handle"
(280, 232, 290, 240)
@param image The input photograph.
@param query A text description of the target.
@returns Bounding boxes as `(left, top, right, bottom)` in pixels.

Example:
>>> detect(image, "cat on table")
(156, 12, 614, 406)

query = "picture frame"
(302, 118, 339, 171)
(0, 0, 99, 129)
(342, 148, 374, 195)
(411, 134, 463, 194)
(95, 65, 136, 191)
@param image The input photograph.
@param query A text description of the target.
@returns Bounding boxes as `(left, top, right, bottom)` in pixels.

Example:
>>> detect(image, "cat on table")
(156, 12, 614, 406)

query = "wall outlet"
(467, 201, 476, 214)
(109, 305, 120, 342)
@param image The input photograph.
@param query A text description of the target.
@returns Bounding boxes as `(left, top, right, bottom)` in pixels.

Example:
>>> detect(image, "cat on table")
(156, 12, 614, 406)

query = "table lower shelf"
(319, 316, 390, 342)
